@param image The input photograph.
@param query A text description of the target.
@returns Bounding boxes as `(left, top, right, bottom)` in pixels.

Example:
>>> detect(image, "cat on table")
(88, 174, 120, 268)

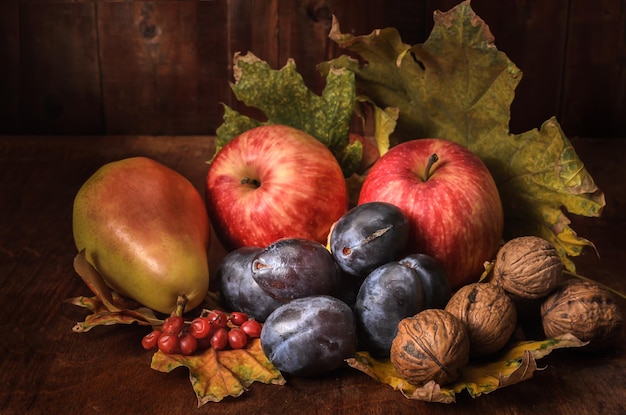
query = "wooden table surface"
(1, 135, 625, 415)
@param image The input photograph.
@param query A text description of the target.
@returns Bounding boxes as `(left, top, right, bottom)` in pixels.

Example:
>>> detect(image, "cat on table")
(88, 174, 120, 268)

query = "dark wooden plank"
(223, 0, 278, 121)
(560, 0, 626, 137)
(240, 0, 280, 65)
(382, 0, 428, 46)
(18, 3, 103, 134)
(97, 1, 230, 135)
(0, 4, 20, 134)
(4, 0, 625, 137)
(197, 1, 234, 133)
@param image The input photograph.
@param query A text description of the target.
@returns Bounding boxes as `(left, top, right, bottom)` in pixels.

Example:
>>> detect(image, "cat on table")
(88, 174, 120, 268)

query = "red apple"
(206, 125, 349, 250)
(358, 138, 503, 289)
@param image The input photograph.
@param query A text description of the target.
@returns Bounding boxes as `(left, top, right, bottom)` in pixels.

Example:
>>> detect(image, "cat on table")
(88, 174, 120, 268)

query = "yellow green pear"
(72, 157, 211, 314)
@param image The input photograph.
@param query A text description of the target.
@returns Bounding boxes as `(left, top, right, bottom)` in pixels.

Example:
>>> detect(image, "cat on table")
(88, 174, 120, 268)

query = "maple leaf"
(347, 333, 587, 403)
(150, 338, 286, 406)
(320, 1, 606, 271)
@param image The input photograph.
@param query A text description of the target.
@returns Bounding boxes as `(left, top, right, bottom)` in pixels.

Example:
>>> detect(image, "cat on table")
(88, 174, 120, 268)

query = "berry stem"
(424, 153, 439, 181)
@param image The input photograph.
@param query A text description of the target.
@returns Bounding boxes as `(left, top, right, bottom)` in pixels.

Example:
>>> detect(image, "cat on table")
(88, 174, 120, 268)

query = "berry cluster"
(141, 310, 263, 355)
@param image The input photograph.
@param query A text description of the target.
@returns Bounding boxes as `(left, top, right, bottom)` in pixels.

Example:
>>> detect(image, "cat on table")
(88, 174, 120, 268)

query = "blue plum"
(217, 246, 282, 322)
(399, 253, 451, 310)
(251, 238, 341, 302)
(260, 295, 357, 376)
(354, 261, 425, 357)
(330, 202, 409, 277)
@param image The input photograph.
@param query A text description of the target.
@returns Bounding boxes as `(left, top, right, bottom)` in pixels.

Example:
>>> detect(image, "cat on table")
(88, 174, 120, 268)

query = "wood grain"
(97, 1, 230, 135)
(0, 3, 20, 134)
(1, 0, 625, 137)
(561, 0, 626, 137)
(17, 2, 102, 134)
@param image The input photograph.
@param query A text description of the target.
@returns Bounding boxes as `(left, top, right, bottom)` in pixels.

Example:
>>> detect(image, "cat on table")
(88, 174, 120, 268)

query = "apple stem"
(240, 177, 261, 188)
(424, 153, 439, 181)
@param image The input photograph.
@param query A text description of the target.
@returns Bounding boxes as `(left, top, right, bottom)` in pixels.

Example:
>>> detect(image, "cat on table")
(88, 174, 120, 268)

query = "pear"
(72, 157, 211, 314)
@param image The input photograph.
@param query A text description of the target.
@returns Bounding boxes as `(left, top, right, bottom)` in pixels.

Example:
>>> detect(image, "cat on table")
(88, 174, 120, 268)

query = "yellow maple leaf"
(150, 338, 286, 406)
(346, 333, 587, 403)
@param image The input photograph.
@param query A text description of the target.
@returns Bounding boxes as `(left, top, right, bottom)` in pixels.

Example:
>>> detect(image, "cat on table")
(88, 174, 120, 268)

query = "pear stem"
(173, 295, 188, 317)
(424, 153, 439, 181)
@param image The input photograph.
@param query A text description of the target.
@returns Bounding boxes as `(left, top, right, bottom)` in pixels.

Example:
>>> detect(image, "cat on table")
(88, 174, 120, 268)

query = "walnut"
(493, 236, 563, 300)
(390, 309, 469, 386)
(445, 282, 517, 356)
(541, 279, 623, 351)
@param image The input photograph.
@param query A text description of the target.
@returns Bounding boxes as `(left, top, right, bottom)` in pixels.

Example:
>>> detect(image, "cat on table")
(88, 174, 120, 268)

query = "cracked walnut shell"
(390, 309, 470, 386)
(493, 236, 563, 299)
(541, 279, 623, 351)
(445, 282, 517, 356)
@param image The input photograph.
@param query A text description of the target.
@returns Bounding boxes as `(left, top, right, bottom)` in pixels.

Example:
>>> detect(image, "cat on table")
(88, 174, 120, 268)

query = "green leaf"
(215, 52, 359, 176)
(321, 1, 605, 270)
(346, 334, 588, 403)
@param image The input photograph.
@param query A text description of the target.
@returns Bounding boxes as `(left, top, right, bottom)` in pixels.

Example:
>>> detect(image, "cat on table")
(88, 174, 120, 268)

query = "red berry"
(179, 332, 198, 355)
(207, 310, 229, 329)
(188, 317, 213, 339)
(229, 311, 249, 326)
(141, 329, 162, 350)
(210, 327, 229, 350)
(240, 320, 262, 338)
(162, 315, 185, 335)
(157, 333, 181, 354)
(216, 310, 229, 324)
(228, 328, 248, 349)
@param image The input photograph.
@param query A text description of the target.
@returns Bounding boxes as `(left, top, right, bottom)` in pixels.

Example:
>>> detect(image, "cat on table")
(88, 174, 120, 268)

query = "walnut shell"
(445, 282, 517, 356)
(493, 236, 563, 299)
(541, 279, 623, 351)
(390, 309, 469, 386)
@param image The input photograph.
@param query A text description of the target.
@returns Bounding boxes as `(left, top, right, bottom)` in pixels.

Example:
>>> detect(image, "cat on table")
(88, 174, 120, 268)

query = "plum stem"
(424, 153, 439, 181)
(241, 177, 261, 188)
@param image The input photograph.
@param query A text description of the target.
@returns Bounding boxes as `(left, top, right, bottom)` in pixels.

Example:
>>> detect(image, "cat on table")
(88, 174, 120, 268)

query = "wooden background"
(1, 0, 625, 138)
